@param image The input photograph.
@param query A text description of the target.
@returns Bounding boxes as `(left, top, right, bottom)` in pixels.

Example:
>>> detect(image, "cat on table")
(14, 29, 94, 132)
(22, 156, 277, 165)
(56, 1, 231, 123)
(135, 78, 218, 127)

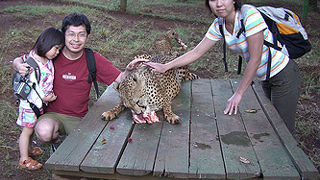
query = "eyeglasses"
(66, 32, 87, 40)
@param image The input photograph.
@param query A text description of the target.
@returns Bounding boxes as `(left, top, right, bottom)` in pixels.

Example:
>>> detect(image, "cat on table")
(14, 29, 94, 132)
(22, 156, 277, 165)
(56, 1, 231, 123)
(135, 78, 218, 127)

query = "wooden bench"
(45, 79, 319, 179)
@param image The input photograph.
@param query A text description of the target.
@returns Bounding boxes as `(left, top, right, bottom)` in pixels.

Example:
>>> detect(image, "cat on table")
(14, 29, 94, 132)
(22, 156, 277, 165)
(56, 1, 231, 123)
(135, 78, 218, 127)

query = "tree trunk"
(120, 0, 127, 12)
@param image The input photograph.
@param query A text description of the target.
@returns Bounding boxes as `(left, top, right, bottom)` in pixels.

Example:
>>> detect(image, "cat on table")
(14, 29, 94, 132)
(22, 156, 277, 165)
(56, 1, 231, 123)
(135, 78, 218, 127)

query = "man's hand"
(13, 57, 32, 77)
(18, 63, 33, 77)
(116, 58, 150, 83)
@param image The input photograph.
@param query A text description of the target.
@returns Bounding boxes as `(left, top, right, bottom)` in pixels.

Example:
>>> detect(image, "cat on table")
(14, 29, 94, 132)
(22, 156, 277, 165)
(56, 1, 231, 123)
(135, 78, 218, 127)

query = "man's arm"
(114, 71, 128, 83)
(114, 58, 149, 83)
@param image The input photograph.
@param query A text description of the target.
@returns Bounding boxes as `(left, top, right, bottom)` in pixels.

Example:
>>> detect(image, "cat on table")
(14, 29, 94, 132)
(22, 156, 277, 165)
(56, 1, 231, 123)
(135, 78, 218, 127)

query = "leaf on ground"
(244, 109, 259, 113)
(239, 156, 250, 164)
(101, 138, 107, 145)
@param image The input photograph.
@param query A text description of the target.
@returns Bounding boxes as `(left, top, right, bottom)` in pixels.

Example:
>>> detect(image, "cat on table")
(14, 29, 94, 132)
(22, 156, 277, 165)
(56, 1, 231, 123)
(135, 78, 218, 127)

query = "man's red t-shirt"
(46, 50, 121, 117)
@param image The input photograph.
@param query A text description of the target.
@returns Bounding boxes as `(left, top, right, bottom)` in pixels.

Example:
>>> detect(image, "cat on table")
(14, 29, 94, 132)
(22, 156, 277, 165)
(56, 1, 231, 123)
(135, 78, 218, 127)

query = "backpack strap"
(25, 56, 41, 84)
(236, 19, 245, 75)
(85, 47, 100, 99)
(218, 17, 228, 72)
(265, 49, 272, 81)
(236, 19, 245, 38)
(19, 80, 46, 118)
(219, 16, 245, 75)
(29, 83, 47, 118)
(257, 10, 282, 50)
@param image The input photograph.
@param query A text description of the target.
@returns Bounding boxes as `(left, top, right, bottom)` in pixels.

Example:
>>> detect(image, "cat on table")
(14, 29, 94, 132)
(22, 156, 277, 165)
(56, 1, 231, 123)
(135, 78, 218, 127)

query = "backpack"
(12, 56, 47, 118)
(219, 5, 312, 80)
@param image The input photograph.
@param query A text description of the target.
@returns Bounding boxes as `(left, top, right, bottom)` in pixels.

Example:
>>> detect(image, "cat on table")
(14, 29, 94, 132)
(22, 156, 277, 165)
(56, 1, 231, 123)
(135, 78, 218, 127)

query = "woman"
(145, 0, 301, 133)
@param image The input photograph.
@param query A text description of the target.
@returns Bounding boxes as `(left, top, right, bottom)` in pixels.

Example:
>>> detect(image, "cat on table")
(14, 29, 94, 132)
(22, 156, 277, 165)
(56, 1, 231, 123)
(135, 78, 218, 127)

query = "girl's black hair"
(32, 27, 64, 58)
(205, 0, 242, 14)
(61, 13, 91, 35)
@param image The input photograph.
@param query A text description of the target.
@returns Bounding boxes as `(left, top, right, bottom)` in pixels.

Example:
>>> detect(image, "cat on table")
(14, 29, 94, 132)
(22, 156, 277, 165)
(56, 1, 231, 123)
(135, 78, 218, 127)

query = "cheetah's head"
(116, 67, 148, 114)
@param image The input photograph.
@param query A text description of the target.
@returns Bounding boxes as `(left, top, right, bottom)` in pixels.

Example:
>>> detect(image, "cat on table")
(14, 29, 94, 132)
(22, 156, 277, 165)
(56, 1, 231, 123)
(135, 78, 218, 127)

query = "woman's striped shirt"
(206, 5, 289, 81)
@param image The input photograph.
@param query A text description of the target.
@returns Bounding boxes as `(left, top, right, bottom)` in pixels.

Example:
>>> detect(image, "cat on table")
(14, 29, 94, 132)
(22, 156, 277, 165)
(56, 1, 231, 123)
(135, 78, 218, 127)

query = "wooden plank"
(45, 84, 120, 172)
(210, 79, 261, 179)
(116, 116, 163, 176)
(230, 79, 300, 179)
(188, 79, 225, 179)
(80, 109, 133, 174)
(153, 81, 191, 178)
(55, 170, 184, 180)
(252, 80, 320, 180)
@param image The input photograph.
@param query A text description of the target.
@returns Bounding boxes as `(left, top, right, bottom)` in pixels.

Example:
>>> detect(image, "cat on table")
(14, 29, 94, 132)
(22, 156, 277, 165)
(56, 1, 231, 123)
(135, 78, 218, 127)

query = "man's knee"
(35, 118, 59, 143)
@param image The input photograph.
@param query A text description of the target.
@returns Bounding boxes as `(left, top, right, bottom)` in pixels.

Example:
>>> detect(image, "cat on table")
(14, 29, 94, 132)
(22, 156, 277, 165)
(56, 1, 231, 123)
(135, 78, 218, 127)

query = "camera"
(12, 71, 32, 100)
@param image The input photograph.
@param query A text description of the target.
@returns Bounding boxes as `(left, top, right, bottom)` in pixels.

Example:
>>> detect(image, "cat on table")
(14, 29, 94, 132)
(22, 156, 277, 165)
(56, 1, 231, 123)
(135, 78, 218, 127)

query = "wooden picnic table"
(46, 79, 319, 180)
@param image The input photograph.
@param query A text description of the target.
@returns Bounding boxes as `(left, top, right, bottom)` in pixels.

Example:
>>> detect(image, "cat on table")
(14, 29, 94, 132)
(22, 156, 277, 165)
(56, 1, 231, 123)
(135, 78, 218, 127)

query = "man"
(13, 13, 143, 144)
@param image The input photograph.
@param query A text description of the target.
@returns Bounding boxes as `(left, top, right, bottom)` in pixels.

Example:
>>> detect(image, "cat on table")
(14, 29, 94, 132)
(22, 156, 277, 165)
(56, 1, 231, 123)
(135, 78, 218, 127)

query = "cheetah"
(101, 54, 199, 124)
(149, 29, 187, 56)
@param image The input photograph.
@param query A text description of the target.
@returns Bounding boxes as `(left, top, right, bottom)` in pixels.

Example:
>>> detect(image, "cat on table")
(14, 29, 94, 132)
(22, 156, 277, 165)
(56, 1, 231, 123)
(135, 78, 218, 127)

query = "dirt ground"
(0, 0, 319, 179)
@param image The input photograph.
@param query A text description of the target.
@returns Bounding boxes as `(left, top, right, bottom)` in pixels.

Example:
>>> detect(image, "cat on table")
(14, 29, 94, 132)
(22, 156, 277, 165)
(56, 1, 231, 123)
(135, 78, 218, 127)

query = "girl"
(145, 0, 301, 133)
(16, 27, 64, 170)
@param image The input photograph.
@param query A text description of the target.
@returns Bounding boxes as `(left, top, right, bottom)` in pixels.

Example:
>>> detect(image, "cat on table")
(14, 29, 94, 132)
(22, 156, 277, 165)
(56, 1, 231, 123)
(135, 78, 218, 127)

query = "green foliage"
(125, 0, 212, 23)
(41, 0, 213, 24)
(0, 58, 13, 96)
(0, 100, 18, 132)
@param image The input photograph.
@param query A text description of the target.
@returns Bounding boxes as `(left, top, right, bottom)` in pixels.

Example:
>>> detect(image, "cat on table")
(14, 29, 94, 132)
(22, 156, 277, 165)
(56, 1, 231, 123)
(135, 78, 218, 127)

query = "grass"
(43, 0, 213, 23)
(0, 100, 18, 131)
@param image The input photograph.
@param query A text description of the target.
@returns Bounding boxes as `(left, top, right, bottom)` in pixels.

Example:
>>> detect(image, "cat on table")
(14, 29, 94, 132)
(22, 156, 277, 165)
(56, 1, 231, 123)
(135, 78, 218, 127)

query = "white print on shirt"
(62, 73, 76, 81)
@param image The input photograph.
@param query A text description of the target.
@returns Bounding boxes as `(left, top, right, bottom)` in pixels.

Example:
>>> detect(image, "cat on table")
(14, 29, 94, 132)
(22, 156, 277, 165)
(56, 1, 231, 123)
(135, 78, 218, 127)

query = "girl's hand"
(224, 93, 243, 115)
(144, 62, 168, 73)
(42, 92, 57, 102)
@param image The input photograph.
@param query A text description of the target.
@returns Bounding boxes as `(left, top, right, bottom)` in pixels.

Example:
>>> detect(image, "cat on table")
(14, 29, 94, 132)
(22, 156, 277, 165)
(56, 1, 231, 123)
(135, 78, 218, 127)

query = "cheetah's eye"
(132, 77, 137, 82)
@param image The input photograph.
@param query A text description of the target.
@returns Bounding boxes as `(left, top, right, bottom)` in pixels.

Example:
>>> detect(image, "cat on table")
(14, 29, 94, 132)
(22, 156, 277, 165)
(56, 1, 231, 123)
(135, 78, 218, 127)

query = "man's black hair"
(32, 27, 65, 58)
(61, 13, 91, 35)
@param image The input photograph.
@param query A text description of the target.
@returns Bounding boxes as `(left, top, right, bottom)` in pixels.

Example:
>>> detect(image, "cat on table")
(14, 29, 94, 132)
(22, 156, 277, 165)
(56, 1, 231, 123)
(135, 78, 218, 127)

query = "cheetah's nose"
(136, 100, 146, 109)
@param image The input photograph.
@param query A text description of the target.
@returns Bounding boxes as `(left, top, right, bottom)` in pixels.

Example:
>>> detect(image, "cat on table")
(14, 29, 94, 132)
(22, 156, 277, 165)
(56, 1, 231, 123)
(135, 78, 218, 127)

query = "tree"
(120, 0, 127, 12)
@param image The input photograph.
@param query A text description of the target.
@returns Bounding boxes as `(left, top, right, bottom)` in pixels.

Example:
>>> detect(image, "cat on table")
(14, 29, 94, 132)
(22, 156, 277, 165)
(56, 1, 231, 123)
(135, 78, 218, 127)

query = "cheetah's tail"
(185, 72, 200, 81)
(177, 66, 200, 82)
